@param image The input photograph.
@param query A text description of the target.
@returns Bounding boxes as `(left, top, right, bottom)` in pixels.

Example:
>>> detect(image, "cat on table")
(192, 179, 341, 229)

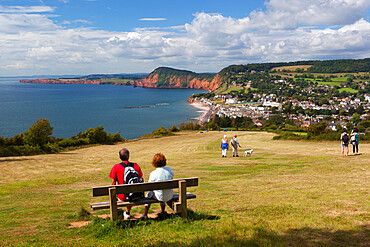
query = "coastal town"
(190, 76, 370, 130)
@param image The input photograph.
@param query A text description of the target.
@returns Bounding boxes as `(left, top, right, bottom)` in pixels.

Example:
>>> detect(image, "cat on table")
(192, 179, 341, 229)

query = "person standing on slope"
(350, 128, 360, 154)
(230, 134, 242, 157)
(221, 135, 229, 157)
(340, 129, 349, 157)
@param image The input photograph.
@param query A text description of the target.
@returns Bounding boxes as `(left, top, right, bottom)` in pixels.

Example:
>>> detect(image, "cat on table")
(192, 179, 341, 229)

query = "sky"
(0, 0, 369, 76)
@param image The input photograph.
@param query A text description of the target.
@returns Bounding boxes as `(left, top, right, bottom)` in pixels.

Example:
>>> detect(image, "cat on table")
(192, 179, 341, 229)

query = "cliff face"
(134, 68, 223, 91)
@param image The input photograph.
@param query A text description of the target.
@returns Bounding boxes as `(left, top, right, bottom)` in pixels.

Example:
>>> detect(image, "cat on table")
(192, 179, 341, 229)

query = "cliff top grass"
(0, 131, 369, 246)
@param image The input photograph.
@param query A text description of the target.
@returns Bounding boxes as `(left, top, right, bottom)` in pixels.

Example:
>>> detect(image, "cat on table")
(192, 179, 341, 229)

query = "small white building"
(225, 98, 238, 104)
(365, 94, 370, 102)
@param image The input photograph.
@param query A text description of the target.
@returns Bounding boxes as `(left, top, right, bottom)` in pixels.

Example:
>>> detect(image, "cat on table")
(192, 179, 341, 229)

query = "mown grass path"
(0, 131, 369, 246)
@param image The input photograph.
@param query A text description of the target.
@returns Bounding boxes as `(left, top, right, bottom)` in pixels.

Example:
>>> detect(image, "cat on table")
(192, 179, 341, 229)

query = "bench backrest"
(92, 177, 198, 197)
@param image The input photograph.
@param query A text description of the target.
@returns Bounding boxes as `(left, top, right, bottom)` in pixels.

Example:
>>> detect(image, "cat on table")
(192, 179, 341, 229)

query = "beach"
(189, 101, 213, 124)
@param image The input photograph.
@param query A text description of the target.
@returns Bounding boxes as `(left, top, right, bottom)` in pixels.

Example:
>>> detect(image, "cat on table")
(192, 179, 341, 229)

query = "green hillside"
(0, 131, 369, 246)
(151, 67, 216, 87)
(219, 58, 370, 75)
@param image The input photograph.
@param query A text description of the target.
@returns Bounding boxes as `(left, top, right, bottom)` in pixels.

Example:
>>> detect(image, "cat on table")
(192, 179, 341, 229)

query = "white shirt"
(148, 167, 174, 202)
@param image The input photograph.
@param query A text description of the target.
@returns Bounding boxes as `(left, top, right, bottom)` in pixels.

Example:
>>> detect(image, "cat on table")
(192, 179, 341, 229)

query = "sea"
(0, 78, 206, 139)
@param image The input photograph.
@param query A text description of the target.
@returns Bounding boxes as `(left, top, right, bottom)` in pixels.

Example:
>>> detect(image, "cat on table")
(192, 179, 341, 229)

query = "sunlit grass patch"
(0, 131, 369, 246)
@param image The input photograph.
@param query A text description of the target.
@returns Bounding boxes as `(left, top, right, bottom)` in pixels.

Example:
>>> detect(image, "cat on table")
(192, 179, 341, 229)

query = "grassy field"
(272, 65, 313, 71)
(339, 88, 359, 93)
(0, 131, 369, 246)
(317, 81, 341, 86)
(101, 78, 132, 83)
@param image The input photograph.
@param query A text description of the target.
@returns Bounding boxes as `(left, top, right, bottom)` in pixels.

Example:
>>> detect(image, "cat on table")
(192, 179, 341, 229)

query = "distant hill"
(19, 58, 369, 91)
(133, 67, 222, 91)
(219, 58, 370, 75)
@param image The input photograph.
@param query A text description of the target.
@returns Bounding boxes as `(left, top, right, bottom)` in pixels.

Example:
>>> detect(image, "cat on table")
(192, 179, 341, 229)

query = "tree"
(351, 113, 361, 125)
(24, 118, 53, 147)
(265, 114, 285, 127)
(307, 122, 328, 135)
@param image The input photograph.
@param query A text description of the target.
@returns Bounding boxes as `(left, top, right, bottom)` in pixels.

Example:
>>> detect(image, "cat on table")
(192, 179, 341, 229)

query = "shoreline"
(189, 101, 212, 124)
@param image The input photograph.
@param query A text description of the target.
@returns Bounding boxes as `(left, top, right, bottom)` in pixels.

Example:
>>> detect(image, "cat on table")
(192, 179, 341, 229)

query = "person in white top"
(141, 153, 174, 219)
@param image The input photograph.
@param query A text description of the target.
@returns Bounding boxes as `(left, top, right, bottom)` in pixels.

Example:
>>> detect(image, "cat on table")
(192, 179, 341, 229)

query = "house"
(225, 98, 238, 104)
(254, 120, 263, 127)
(328, 122, 337, 131)
(365, 94, 370, 102)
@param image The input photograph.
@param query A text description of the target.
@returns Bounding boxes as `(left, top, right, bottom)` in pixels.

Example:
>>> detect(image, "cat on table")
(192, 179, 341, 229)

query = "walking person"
(340, 129, 349, 157)
(230, 134, 242, 157)
(221, 135, 229, 157)
(350, 128, 360, 154)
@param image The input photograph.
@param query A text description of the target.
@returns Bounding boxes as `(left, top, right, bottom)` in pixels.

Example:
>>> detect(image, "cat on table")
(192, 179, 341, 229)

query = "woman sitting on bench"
(141, 153, 174, 219)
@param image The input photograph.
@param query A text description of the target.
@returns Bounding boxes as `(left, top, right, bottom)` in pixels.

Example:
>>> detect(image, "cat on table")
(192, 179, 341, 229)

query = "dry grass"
(272, 65, 313, 71)
(0, 131, 369, 246)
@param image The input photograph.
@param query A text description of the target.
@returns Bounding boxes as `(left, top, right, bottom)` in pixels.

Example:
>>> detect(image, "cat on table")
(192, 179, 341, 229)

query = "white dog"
(243, 149, 254, 157)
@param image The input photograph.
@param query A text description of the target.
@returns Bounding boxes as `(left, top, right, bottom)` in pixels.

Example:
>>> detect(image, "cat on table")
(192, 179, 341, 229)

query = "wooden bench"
(90, 177, 198, 221)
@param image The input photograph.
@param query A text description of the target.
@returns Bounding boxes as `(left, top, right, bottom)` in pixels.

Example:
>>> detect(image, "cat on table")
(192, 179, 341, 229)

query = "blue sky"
(0, 0, 369, 76)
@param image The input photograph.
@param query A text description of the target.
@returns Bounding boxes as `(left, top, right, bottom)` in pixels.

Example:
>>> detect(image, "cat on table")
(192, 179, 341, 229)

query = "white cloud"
(0, 13, 60, 33)
(250, 0, 370, 30)
(139, 18, 167, 21)
(0, 5, 54, 13)
(0, 1, 369, 76)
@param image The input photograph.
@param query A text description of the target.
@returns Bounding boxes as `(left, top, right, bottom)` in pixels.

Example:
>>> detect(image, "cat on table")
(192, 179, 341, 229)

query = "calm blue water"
(0, 78, 205, 139)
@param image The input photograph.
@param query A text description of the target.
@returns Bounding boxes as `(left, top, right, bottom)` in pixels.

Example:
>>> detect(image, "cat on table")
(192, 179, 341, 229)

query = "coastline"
(1, 77, 204, 139)
(189, 101, 212, 124)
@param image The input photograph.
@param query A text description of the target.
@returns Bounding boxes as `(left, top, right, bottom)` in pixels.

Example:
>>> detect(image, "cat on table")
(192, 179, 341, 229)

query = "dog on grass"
(243, 149, 254, 157)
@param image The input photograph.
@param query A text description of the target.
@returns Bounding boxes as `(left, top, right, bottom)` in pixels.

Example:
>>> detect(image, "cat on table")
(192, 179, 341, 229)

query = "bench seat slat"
(90, 193, 196, 210)
(93, 177, 198, 197)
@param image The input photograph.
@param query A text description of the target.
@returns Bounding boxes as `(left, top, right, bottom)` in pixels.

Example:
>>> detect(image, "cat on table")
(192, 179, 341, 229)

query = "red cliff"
(134, 72, 223, 91)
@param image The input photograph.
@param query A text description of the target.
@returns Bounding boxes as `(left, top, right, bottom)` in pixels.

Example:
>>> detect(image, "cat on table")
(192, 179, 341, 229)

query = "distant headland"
(20, 67, 223, 91)
(20, 58, 370, 92)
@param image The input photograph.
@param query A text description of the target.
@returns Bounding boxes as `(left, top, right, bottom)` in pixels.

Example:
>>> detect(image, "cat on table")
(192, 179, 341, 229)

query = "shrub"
(141, 127, 174, 138)
(109, 133, 124, 143)
(57, 138, 89, 148)
(151, 127, 173, 136)
(79, 126, 108, 144)
(76, 127, 124, 144)
(168, 125, 179, 132)
(179, 121, 201, 130)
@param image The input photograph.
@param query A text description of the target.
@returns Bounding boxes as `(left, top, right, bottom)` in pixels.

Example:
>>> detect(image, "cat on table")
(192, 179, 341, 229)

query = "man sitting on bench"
(141, 153, 174, 219)
(109, 148, 144, 219)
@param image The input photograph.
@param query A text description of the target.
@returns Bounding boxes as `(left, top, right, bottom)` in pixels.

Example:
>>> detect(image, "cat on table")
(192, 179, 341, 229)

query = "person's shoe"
(233, 155, 235, 157)
(123, 211, 132, 219)
(236, 155, 239, 157)
(140, 214, 149, 220)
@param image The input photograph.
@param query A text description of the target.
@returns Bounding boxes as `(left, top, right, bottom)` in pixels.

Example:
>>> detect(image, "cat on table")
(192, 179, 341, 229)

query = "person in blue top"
(350, 128, 360, 154)
(221, 135, 229, 157)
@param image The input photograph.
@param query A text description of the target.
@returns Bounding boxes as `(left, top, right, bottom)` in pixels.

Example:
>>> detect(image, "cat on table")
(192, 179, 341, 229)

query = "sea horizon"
(0, 78, 206, 139)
